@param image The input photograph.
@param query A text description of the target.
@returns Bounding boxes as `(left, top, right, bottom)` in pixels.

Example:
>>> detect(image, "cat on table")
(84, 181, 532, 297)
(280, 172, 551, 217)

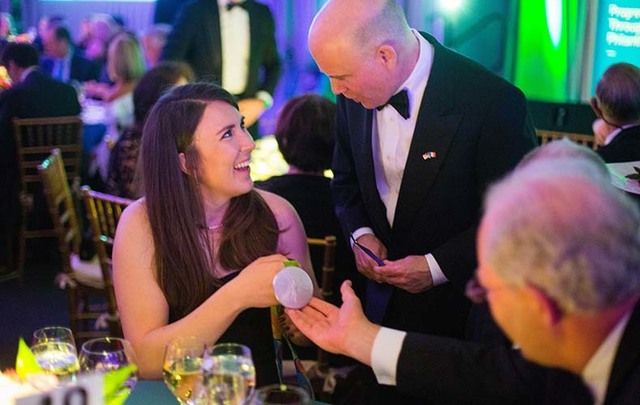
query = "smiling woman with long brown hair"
(112, 83, 316, 382)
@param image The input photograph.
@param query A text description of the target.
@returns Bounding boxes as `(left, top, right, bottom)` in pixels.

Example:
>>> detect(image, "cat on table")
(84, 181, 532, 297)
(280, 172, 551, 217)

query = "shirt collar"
(604, 123, 640, 146)
(582, 310, 632, 405)
(392, 30, 433, 117)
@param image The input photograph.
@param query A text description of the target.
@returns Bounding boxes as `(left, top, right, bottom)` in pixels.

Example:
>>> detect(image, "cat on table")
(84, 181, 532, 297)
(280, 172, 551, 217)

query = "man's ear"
(376, 44, 397, 70)
(178, 152, 188, 174)
(528, 285, 563, 326)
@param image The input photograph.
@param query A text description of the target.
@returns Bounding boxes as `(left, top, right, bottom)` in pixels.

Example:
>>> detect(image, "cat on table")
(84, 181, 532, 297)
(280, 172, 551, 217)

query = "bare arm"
(259, 190, 318, 346)
(113, 200, 285, 378)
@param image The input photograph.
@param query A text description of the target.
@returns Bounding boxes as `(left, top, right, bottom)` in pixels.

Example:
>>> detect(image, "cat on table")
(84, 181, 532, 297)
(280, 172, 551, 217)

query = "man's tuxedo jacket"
(332, 32, 538, 336)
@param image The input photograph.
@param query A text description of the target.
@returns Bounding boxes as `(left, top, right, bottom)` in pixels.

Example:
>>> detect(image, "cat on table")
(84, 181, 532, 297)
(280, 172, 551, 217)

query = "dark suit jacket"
(41, 51, 101, 83)
(395, 300, 640, 404)
(597, 125, 640, 163)
(161, 0, 281, 99)
(604, 300, 640, 405)
(395, 333, 593, 404)
(154, 0, 188, 24)
(0, 69, 81, 229)
(332, 32, 537, 336)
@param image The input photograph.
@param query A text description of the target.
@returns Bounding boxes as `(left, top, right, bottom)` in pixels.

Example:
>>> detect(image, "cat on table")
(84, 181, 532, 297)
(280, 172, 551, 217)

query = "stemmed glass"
(31, 326, 80, 379)
(79, 337, 138, 399)
(196, 343, 256, 405)
(163, 336, 205, 404)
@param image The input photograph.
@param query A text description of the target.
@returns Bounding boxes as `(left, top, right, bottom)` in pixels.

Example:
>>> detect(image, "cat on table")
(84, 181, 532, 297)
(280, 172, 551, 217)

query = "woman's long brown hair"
(140, 83, 279, 319)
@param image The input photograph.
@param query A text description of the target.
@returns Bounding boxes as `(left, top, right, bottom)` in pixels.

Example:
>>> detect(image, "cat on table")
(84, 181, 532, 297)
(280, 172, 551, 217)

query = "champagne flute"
(31, 326, 79, 379)
(200, 343, 255, 405)
(163, 336, 205, 404)
(79, 337, 138, 399)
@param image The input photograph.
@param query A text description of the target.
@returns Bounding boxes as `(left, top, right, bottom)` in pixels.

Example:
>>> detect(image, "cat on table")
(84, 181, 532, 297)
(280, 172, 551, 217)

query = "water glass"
(163, 336, 205, 404)
(31, 326, 79, 379)
(79, 337, 138, 398)
(249, 384, 311, 405)
(196, 343, 255, 405)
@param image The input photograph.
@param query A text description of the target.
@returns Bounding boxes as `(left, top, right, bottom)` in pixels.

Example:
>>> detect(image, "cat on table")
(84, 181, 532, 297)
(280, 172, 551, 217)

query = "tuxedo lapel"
(605, 301, 640, 404)
(244, 0, 259, 87)
(358, 108, 392, 240)
(208, 1, 223, 80)
(392, 38, 462, 235)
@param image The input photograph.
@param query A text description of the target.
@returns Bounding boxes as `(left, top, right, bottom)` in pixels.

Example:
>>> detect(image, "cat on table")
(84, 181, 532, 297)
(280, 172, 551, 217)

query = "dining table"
(126, 380, 331, 404)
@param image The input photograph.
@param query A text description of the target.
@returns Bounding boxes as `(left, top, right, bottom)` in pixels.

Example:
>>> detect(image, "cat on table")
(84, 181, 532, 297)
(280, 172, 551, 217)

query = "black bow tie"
(226, 1, 246, 10)
(377, 89, 410, 119)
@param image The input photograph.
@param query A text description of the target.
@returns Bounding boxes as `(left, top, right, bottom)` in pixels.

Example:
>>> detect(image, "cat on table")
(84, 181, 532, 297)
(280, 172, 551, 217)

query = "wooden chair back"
(11, 116, 83, 279)
(306, 235, 337, 370)
(39, 149, 111, 342)
(81, 187, 133, 337)
(535, 129, 597, 150)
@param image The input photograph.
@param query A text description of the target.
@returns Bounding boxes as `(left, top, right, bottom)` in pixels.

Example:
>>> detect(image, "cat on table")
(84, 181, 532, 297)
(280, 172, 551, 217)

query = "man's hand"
(376, 255, 433, 293)
(352, 234, 387, 283)
(285, 281, 380, 366)
(238, 98, 265, 128)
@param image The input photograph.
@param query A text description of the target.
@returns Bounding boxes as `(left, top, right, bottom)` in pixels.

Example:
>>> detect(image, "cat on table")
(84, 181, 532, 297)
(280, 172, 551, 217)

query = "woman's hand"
(230, 254, 287, 308)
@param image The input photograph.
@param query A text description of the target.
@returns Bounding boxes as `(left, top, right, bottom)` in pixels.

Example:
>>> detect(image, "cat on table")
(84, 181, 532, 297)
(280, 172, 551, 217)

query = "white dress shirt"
(218, 0, 250, 95)
(353, 30, 447, 286)
(582, 311, 632, 405)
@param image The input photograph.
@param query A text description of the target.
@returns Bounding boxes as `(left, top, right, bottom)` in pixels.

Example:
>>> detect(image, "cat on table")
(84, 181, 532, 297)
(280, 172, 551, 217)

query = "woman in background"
(106, 61, 194, 198)
(256, 94, 361, 305)
(113, 83, 316, 382)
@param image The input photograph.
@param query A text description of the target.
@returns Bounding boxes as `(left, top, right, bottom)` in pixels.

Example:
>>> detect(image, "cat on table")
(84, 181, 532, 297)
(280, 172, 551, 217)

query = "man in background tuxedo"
(308, 1, 536, 400)
(161, 0, 281, 138)
(288, 145, 640, 404)
(0, 43, 81, 266)
(40, 23, 100, 83)
(591, 62, 640, 163)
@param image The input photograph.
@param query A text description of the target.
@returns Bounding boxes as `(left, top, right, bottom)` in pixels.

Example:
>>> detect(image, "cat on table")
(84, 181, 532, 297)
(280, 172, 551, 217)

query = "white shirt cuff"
(371, 327, 407, 386)
(350, 227, 374, 247)
(426, 253, 448, 286)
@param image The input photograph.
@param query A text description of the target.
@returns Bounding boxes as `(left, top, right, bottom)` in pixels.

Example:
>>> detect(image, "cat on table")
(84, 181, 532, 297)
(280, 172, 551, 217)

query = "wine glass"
(79, 337, 138, 399)
(163, 336, 205, 404)
(31, 326, 79, 379)
(249, 384, 311, 405)
(198, 343, 255, 405)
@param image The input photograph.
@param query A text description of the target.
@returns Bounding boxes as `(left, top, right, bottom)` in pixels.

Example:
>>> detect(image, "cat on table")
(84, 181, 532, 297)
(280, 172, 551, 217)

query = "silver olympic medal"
(273, 266, 314, 309)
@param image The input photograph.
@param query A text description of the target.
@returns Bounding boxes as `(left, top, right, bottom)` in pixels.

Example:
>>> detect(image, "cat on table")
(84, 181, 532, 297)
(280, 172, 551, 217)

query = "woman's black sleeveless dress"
(169, 271, 279, 387)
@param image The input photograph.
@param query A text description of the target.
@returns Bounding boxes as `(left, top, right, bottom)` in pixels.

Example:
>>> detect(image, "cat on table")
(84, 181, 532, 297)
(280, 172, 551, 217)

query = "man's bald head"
(308, 0, 410, 59)
(307, 0, 417, 108)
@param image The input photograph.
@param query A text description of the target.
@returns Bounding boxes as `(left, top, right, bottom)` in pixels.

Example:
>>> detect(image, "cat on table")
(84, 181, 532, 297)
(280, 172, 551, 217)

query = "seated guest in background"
(255, 94, 360, 304)
(86, 32, 145, 186)
(40, 24, 101, 83)
(0, 43, 81, 266)
(113, 83, 317, 381)
(591, 62, 640, 162)
(107, 61, 194, 199)
(140, 23, 171, 68)
(288, 141, 640, 404)
(77, 13, 121, 75)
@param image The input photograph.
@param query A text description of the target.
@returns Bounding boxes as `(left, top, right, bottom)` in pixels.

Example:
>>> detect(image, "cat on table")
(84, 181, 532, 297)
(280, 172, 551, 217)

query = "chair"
(8, 116, 83, 281)
(81, 186, 134, 338)
(38, 149, 114, 342)
(288, 236, 337, 401)
(535, 129, 597, 150)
